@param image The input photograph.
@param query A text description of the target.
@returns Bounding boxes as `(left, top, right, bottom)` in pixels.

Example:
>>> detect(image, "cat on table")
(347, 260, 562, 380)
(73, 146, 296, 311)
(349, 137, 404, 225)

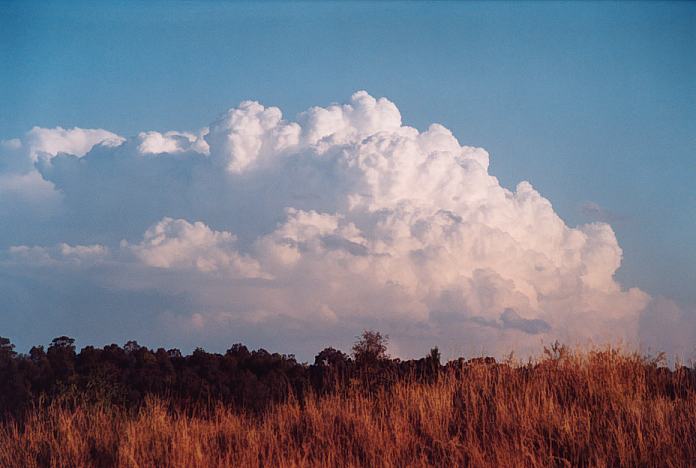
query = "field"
(1, 347, 695, 467)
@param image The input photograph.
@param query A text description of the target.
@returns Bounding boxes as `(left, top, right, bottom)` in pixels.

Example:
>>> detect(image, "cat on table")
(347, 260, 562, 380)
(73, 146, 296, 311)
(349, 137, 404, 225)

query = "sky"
(0, 0, 694, 360)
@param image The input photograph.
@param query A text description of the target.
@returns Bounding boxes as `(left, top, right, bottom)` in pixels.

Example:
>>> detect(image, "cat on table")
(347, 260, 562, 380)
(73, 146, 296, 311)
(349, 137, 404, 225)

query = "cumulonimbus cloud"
(0, 92, 686, 358)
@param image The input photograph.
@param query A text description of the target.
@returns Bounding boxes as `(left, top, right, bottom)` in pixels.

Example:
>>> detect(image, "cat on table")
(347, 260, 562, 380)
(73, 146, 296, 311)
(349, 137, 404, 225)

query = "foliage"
(1, 334, 696, 466)
(352, 329, 389, 365)
(1, 347, 696, 467)
(0, 333, 441, 418)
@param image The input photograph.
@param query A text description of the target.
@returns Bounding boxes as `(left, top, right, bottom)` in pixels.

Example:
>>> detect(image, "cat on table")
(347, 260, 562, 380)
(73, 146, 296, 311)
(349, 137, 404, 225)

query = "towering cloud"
(0, 92, 677, 358)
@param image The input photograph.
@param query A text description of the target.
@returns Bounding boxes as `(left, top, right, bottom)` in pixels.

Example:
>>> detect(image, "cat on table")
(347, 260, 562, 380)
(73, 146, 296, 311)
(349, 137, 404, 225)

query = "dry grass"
(1, 348, 695, 467)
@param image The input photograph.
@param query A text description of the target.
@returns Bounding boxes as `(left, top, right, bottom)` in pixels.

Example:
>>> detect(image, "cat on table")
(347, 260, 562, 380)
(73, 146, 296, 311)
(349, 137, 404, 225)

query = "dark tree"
(124, 340, 141, 354)
(314, 347, 350, 367)
(47, 336, 77, 386)
(0, 337, 16, 359)
(352, 330, 389, 366)
(1, 329, 688, 423)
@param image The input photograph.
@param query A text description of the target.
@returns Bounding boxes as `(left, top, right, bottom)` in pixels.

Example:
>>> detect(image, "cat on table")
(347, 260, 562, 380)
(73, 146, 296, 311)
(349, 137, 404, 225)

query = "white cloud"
(206, 100, 301, 173)
(137, 130, 209, 155)
(297, 90, 402, 149)
(125, 217, 263, 276)
(0, 127, 126, 219)
(0, 92, 684, 358)
(8, 242, 108, 266)
(25, 126, 125, 162)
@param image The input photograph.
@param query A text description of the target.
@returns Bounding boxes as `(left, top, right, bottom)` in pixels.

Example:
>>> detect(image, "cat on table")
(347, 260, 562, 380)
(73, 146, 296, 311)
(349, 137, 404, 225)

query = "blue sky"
(0, 1, 694, 356)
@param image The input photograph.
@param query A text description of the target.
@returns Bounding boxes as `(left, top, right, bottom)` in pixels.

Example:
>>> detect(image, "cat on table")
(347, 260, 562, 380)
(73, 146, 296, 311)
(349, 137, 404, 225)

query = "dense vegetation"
(0, 331, 442, 417)
(1, 333, 696, 466)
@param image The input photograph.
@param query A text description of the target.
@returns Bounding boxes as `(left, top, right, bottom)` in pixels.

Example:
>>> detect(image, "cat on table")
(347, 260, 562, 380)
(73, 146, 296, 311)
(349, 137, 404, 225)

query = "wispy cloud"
(580, 201, 626, 224)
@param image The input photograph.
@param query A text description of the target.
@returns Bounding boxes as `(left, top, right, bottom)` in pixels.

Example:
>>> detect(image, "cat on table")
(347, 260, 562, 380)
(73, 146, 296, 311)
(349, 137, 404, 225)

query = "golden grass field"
(1, 348, 695, 467)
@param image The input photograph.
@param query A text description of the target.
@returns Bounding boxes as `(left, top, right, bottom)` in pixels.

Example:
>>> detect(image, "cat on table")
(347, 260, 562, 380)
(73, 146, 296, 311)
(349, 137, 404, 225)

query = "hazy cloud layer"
(0, 92, 689, 359)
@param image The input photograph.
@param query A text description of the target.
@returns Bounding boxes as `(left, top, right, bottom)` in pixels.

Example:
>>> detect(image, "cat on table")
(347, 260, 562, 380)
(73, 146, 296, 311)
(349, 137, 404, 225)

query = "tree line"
(0, 331, 694, 419)
(0, 331, 442, 417)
